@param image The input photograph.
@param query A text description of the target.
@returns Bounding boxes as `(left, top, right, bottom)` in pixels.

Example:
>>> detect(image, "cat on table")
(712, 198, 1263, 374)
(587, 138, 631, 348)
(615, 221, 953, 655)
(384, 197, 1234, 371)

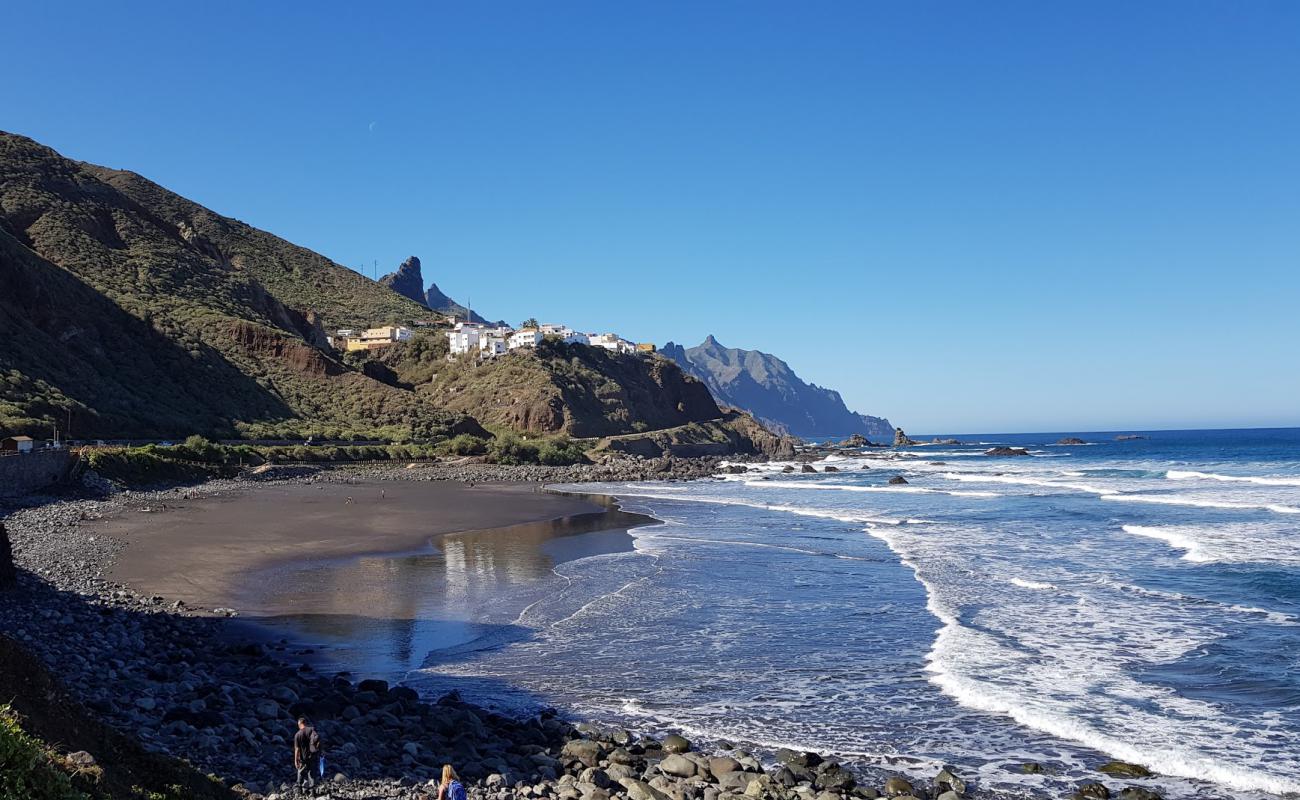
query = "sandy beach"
(100, 480, 634, 610)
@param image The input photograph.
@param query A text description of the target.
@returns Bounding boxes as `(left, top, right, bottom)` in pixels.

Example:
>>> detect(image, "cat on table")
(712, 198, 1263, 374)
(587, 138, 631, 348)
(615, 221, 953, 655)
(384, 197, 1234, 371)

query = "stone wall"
(0, 448, 77, 498)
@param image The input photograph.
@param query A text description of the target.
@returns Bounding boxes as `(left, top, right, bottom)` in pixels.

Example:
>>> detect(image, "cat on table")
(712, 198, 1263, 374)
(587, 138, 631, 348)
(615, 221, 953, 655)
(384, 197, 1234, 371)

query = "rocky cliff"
(662, 336, 893, 440)
(378, 255, 427, 306)
(425, 281, 489, 324)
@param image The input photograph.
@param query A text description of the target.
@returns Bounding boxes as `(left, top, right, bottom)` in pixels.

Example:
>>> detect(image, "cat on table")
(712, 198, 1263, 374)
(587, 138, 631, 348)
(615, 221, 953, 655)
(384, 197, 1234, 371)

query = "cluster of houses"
(325, 322, 655, 361)
(447, 322, 653, 358)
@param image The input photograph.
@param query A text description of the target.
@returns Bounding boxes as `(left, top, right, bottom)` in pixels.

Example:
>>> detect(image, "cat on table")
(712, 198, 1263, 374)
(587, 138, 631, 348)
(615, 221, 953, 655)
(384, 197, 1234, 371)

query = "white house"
(509, 329, 544, 350)
(447, 328, 481, 355)
(588, 333, 636, 354)
(479, 334, 508, 356)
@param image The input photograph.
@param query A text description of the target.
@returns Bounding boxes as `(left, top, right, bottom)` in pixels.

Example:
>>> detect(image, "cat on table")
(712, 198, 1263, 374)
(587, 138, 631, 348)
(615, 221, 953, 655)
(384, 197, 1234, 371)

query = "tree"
(521, 318, 539, 329)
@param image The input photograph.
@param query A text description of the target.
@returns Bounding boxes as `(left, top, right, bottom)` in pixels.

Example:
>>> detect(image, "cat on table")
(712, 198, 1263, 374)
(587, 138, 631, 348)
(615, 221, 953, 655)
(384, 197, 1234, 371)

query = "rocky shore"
(0, 461, 1155, 800)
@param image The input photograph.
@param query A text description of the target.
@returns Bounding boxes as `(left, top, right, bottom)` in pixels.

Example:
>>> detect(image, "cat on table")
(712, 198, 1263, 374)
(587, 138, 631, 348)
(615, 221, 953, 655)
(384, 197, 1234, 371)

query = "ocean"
(404, 428, 1300, 799)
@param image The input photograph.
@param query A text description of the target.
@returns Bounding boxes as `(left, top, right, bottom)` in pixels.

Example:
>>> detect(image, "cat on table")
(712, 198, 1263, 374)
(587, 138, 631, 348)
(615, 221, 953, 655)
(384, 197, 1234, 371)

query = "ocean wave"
(1166, 469, 1300, 487)
(862, 524, 1300, 796)
(939, 472, 1116, 495)
(746, 480, 1001, 498)
(1102, 493, 1300, 515)
(1122, 525, 1212, 563)
(1010, 578, 1056, 590)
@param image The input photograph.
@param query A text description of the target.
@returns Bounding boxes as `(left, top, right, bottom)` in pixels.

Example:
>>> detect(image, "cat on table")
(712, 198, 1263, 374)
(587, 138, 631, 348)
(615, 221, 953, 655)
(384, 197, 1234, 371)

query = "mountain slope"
(661, 336, 893, 440)
(425, 281, 488, 324)
(0, 131, 469, 440)
(378, 337, 722, 438)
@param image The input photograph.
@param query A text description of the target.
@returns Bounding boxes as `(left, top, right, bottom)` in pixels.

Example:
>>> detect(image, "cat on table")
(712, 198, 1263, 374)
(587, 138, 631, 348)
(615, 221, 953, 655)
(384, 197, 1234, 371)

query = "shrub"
(442, 434, 488, 456)
(0, 704, 89, 800)
(537, 437, 588, 466)
(487, 432, 539, 465)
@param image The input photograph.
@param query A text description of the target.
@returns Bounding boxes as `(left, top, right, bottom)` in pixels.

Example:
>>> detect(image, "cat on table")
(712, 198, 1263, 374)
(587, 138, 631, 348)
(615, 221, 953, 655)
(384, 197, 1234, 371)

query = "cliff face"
(662, 336, 893, 440)
(378, 256, 428, 306)
(0, 131, 470, 440)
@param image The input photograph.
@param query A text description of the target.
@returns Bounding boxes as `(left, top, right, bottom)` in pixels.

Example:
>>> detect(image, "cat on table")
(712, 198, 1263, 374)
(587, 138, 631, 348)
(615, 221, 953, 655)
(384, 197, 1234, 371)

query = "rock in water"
(1097, 761, 1152, 778)
(888, 475, 909, 485)
(893, 428, 917, 447)
(984, 446, 1031, 456)
(0, 523, 16, 590)
(1057, 437, 1087, 445)
(662, 734, 691, 753)
(377, 255, 428, 306)
(801, 464, 818, 473)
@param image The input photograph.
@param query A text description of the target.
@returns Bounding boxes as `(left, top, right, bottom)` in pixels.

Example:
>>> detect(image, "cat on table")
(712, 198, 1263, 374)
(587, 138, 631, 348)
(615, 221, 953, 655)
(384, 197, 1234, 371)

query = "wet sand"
(105, 481, 623, 609)
(101, 479, 652, 679)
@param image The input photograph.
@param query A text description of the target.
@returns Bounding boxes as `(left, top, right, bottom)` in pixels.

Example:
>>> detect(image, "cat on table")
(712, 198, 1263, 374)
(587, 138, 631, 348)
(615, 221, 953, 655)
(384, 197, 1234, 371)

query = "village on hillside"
(329, 320, 656, 359)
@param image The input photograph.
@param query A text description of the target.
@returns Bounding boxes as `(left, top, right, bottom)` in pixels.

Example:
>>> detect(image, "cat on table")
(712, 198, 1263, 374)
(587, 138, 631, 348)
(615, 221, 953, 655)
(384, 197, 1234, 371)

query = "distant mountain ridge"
(377, 255, 490, 323)
(661, 336, 893, 440)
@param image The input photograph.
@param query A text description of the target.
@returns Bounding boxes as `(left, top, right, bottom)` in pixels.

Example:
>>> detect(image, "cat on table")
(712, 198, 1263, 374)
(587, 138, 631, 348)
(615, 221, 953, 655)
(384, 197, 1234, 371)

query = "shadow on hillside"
(0, 228, 296, 436)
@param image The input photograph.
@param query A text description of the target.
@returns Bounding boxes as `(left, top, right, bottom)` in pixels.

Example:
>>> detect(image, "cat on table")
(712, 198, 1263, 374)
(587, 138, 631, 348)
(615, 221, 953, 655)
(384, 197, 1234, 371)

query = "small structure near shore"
(2, 435, 35, 454)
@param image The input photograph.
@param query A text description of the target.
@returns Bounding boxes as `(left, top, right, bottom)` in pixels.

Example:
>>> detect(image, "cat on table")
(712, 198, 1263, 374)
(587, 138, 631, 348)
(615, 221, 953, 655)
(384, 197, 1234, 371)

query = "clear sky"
(6, 1, 1298, 433)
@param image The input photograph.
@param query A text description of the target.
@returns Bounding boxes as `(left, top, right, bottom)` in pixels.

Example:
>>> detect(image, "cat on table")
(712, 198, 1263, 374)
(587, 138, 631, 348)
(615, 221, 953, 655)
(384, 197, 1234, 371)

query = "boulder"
(357, 678, 390, 695)
(842, 434, 870, 447)
(562, 739, 604, 768)
(782, 466, 796, 473)
(774, 749, 822, 769)
(935, 766, 965, 795)
(1118, 789, 1163, 800)
(1073, 784, 1110, 800)
(1097, 761, 1151, 778)
(620, 778, 674, 800)
(893, 428, 917, 447)
(887, 476, 908, 485)
(823, 466, 839, 472)
(883, 777, 913, 797)
(1056, 437, 1086, 445)
(1020, 763, 1043, 774)
(659, 754, 698, 779)
(708, 757, 742, 777)
(662, 734, 691, 754)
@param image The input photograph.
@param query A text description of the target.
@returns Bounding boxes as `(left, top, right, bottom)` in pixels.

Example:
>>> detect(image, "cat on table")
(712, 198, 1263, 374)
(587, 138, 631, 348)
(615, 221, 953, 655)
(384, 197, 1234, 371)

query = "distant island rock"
(894, 427, 918, 447)
(1115, 434, 1148, 441)
(985, 446, 1031, 456)
(1057, 437, 1087, 445)
(660, 336, 892, 440)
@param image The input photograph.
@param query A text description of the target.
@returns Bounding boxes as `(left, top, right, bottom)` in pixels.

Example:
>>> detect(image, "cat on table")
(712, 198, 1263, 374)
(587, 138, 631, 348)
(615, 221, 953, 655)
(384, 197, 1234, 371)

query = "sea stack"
(894, 427, 917, 447)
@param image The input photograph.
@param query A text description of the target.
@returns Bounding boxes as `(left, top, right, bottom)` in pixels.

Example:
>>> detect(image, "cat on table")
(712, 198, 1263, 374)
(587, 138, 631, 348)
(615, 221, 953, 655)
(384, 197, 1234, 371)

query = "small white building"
(509, 329, 544, 350)
(588, 333, 636, 354)
(447, 328, 481, 355)
(479, 334, 508, 356)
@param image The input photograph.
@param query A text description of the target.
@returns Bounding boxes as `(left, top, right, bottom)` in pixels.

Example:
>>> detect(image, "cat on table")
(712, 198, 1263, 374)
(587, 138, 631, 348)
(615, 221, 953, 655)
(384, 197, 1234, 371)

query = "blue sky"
(6, 1, 1298, 433)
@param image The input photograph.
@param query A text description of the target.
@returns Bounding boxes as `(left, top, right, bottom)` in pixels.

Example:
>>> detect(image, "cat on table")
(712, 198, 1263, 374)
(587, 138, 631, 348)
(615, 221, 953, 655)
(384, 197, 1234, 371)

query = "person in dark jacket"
(294, 716, 321, 792)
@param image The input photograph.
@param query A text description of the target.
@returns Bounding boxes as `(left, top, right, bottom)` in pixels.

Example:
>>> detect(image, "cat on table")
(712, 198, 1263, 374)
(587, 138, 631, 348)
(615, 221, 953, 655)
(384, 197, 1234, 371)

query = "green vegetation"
(0, 132, 464, 441)
(0, 704, 89, 800)
(440, 434, 488, 456)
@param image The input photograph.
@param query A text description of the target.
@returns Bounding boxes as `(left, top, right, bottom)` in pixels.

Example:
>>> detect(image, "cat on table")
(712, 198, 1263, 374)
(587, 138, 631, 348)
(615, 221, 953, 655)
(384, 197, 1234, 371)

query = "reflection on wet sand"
(239, 505, 648, 680)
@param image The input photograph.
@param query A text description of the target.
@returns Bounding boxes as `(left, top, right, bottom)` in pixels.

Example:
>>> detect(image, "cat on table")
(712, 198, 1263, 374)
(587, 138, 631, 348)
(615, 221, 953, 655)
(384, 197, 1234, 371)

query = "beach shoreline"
(0, 463, 1038, 800)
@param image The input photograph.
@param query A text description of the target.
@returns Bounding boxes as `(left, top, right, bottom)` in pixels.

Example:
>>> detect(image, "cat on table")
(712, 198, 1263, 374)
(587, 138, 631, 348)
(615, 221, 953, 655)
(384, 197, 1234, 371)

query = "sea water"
(411, 429, 1300, 799)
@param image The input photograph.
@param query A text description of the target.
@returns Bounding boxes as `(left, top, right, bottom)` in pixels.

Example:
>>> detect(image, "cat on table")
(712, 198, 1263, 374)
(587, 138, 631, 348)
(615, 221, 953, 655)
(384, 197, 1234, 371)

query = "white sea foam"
(1167, 469, 1300, 487)
(746, 480, 1001, 498)
(1010, 578, 1056, 590)
(1122, 525, 1212, 562)
(939, 472, 1117, 495)
(1102, 493, 1300, 514)
(863, 524, 1300, 796)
